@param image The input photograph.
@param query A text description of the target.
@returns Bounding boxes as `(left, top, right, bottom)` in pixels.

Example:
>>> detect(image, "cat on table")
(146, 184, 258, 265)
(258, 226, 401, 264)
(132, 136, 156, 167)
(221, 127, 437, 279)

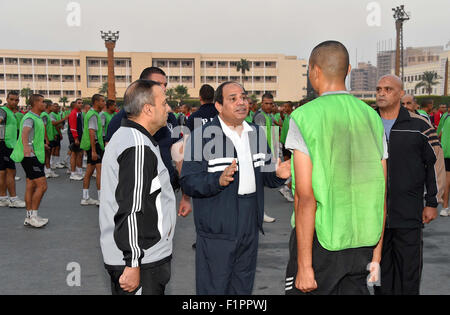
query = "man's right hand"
(219, 159, 237, 187)
(23, 145, 33, 157)
(295, 266, 318, 293)
(119, 266, 140, 293)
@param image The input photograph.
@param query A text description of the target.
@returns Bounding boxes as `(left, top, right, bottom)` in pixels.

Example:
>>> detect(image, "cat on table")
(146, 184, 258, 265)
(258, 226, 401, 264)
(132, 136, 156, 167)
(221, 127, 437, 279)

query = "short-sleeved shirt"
(88, 114, 99, 140)
(285, 118, 389, 160)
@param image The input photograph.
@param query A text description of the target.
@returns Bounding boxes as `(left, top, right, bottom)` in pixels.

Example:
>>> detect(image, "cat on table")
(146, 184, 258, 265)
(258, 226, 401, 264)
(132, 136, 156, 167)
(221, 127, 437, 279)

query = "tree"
(99, 81, 108, 94)
(174, 85, 190, 103)
(59, 96, 68, 107)
(415, 71, 441, 95)
(166, 88, 176, 101)
(236, 59, 250, 83)
(20, 87, 32, 105)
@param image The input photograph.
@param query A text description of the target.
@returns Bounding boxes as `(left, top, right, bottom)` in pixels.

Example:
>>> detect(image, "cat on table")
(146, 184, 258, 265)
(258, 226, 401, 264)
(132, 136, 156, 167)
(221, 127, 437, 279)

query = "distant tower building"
(350, 62, 378, 91)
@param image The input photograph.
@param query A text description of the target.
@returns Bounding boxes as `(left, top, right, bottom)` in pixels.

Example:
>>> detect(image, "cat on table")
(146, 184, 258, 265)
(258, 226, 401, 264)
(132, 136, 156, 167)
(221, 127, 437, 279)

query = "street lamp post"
(392, 5, 410, 81)
(100, 31, 119, 101)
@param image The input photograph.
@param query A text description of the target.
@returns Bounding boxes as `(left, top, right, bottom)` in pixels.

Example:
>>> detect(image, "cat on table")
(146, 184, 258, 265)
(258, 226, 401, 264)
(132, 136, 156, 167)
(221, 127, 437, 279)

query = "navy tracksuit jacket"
(180, 116, 285, 294)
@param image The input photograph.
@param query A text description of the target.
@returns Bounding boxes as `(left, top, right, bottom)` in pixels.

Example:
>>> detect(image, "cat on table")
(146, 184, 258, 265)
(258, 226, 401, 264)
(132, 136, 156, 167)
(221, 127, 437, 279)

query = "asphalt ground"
(0, 136, 449, 295)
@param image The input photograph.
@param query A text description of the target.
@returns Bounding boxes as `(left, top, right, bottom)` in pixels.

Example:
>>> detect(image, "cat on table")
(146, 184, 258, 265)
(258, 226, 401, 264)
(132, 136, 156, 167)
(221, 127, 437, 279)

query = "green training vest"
(15, 112, 24, 131)
(261, 111, 274, 153)
(245, 110, 255, 123)
(100, 111, 115, 137)
(50, 112, 62, 137)
(1, 106, 18, 149)
(280, 113, 290, 145)
(40, 111, 55, 142)
(290, 93, 386, 251)
(11, 112, 45, 164)
(80, 109, 104, 151)
(440, 115, 450, 158)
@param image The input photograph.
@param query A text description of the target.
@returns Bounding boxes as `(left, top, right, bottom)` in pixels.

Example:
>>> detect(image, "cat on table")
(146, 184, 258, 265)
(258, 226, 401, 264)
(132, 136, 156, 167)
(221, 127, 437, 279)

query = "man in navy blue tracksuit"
(180, 81, 291, 295)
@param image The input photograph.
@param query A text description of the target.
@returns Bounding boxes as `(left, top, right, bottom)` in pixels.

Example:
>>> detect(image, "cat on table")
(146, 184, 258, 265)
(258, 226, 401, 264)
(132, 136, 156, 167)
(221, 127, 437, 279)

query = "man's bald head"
(309, 40, 350, 81)
(378, 75, 404, 90)
(376, 75, 405, 110)
(401, 94, 418, 112)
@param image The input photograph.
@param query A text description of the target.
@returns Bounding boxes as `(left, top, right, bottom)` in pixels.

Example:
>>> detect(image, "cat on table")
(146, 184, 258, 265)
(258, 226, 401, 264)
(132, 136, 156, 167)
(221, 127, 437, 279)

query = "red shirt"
(434, 110, 445, 128)
(69, 108, 81, 140)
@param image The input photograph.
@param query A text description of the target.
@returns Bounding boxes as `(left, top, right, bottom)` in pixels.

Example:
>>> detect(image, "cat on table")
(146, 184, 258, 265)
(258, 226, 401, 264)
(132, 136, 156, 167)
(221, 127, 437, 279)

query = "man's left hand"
(276, 158, 291, 179)
(178, 193, 192, 217)
(423, 206, 437, 224)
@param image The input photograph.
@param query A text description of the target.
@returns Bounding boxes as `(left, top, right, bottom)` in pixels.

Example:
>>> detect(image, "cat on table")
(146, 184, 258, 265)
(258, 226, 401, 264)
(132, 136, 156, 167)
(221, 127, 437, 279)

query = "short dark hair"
(199, 84, 215, 103)
(214, 81, 245, 105)
(29, 94, 44, 107)
(309, 40, 350, 81)
(261, 92, 274, 101)
(422, 98, 434, 107)
(139, 67, 166, 80)
(7, 91, 19, 98)
(106, 99, 116, 108)
(91, 94, 104, 105)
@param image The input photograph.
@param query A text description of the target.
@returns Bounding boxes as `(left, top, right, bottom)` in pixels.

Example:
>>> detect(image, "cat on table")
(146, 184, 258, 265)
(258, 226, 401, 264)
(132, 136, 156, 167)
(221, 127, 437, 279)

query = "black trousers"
(374, 227, 423, 295)
(107, 260, 171, 295)
(196, 193, 259, 295)
(285, 229, 374, 295)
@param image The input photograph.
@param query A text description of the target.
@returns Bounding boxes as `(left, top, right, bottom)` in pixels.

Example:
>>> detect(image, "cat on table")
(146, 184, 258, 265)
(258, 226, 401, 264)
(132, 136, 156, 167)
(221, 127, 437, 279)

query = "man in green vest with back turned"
(284, 41, 388, 295)
(11, 94, 49, 228)
(80, 94, 105, 206)
(0, 91, 26, 208)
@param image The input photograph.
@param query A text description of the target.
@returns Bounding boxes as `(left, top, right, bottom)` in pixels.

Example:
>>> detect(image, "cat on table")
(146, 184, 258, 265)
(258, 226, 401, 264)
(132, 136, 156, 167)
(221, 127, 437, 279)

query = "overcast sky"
(0, 0, 449, 67)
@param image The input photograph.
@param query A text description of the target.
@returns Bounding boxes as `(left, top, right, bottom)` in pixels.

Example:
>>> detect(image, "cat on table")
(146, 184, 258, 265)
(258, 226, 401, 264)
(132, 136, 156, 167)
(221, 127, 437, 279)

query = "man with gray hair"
(99, 80, 176, 295)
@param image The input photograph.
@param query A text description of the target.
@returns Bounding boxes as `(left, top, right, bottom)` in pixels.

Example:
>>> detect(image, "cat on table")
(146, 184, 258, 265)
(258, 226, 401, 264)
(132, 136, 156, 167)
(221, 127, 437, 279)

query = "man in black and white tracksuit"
(99, 80, 176, 295)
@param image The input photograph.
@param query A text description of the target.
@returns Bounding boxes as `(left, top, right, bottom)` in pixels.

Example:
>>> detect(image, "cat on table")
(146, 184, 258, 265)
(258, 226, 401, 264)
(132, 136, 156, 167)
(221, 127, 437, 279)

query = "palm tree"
(174, 85, 190, 103)
(166, 88, 176, 101)
(415, 71, 441, 95)
(236, 59, 250, 84)
(20, 87, 32, 105)
(59, 96, 68, 107)
(99, 81, 108, 94)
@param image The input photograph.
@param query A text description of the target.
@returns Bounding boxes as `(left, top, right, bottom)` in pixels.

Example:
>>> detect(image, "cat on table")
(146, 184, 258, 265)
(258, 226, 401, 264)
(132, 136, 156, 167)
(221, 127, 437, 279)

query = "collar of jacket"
(377, 104, 411, 124)
(121, 118, 158, 146)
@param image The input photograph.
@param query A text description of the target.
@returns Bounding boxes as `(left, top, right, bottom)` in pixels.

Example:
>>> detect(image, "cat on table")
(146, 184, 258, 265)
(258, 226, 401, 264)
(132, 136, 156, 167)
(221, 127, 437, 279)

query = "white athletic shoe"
(440, 208, 449, 217)
(24, 216, 48, 228)
(81, 198, 99, 206)
(46, 171, 59, 178)
(264, 213, 276, 223)
(55, 163, 65, 169)
(69, 174, 84, 181)
(14, 176, 20, 181)
(279, 186, 294, 202)
(0, 199, 11, 207)
(9, 198, 26, 208)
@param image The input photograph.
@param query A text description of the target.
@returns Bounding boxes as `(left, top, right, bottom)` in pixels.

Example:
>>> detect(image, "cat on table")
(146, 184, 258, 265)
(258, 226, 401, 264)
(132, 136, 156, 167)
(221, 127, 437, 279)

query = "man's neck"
(379, 104, 401, 120)
(317, 82, 347, 96)
(219, 115, 244, 136)
(31, 108, 42, 116)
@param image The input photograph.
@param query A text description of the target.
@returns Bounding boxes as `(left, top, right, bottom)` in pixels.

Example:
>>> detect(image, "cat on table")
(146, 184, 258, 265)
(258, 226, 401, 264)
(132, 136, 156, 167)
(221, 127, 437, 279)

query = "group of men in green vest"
(0, 91, 116, 227)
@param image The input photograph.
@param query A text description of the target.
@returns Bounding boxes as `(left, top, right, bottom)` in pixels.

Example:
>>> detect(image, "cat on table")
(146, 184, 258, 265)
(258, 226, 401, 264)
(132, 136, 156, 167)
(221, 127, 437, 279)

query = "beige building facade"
(0, 49, 308, 105)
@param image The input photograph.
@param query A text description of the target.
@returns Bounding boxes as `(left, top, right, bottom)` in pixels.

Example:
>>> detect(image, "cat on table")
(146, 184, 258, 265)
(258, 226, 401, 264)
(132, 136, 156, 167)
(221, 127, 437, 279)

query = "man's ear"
(347, 64, 352, 76)
(215, 102, 222, 114)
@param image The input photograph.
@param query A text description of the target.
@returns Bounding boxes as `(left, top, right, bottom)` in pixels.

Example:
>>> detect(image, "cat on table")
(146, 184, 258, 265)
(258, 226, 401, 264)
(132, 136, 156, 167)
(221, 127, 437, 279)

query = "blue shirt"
(381, 118, 396, 141)
(185, 103, 218, 132)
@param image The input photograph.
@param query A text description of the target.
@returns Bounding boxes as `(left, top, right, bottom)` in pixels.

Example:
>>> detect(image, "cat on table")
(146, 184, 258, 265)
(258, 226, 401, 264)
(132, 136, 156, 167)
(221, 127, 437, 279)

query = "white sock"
(83, 189, 89, 200)
(27, 210, 37, 218)
(0, 195, 8, 200)
(97, 190, 101, 200)
(76, 167, 83, 175)
(9, 196, 18, 201)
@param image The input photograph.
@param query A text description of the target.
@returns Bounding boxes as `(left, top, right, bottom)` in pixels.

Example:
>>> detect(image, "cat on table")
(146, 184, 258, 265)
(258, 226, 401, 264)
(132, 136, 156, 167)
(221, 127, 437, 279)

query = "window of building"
(20, 58, 32, 65)
(63, 90, 75, 96)
(35, 59, 46, 65)
(265, 61, 276, 68)
(62, 75, 74, 82)
(182, 61, 192, 67)
(88, 75, 100, 82)
(62, 59, 74, 66)
(49, 59, 60, 66)
(5, 58, 18, 65)
(88, 59, 99, 67)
